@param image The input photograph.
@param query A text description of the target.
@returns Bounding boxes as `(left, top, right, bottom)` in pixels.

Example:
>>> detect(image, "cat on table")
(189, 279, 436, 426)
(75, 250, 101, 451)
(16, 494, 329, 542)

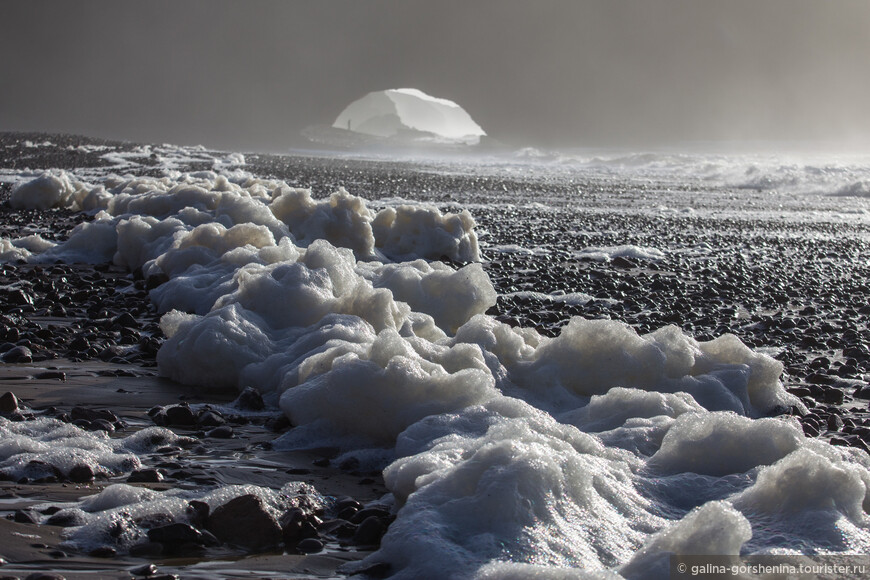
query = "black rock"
(787, 386, 812, 398)
(353, 515, 387, 546)
(280, 507, 319, 545)
(336, 506, 360, 521)
(233, 386, 264, 411)
(2, 345, 32, 363)
(318, 518, 357, 539)
(0, 391, 19, 413)
(611, 256, 635, 269)
(98, 345, 126, 362)
(89, 419, 115, 433)
(128, 469, 164, 483)
(114, 312, 138, 328)
(196, 410, 225, 427)
(67, 464, 94, 483)
(296, 537, 323, 554)
(350, 507, 391, 525)
(71, 406, 118, 423)
(89, 546, 117, 558)
(147, 523, 203, 545)
(8, 289, 34, 306)
(205, 425, 233, 439)
(34, 370, 66, 381)
(265, 414, 292, 432)
(45, 510, 87, 527)
(164, 404, 196, 426)
(207, 494, 282, 550)
(14, 509, 39, 524)
(145, 272, 169, 290)
(822, 388, 845, 405)
(130, 563, 159, 577)
(186, 500, 210, 528)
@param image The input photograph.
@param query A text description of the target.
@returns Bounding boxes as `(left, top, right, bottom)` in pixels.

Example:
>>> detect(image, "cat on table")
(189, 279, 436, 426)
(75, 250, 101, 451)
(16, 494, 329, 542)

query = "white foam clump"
(575, 244, 665, 262)
(368, 397, 658, 579)
(156, 238, 497, 401)
(59, 481, 320, 555)
(372, 204, 480, 262)
(731, 447, 870, 551)
(0, 418, 189, 482)
(4, 172, 481, 269)
(648, 412, 804, 476)
(619, 502, 751, 580)
(469, 318, 791, 416)
(270, 186, 375, 257)
(10, 171, 79, 210)
(36, 216, 119, 264)
(0, 234, 56, 261)
(10, 171, 110, 212)
(359, 259, 497, 333)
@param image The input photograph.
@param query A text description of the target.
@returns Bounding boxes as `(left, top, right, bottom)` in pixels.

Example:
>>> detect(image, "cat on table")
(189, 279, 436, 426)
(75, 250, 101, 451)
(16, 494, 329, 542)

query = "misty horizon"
(2, 1, 869, 153)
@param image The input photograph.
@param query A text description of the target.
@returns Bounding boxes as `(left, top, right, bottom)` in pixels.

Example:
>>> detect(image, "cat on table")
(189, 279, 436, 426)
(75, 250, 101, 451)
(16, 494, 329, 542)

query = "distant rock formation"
(304, 88, 487, 149)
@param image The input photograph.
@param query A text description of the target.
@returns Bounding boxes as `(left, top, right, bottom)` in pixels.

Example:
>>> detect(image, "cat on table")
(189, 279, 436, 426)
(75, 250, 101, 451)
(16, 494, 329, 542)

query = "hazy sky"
(2, 1, 869, 151)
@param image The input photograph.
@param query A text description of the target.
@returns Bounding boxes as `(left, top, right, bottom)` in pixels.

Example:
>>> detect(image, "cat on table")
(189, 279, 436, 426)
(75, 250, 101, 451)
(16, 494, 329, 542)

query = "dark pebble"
(13, 509, 39, 524)
(318, 518, 357, 539)
(114, 312, 138, 328)
(265, 414, 292, 432)
(128, 469, 164, 483)
(296, 537, 324, 554)
(130, 563, 159, 577)
(822, 388, 845, 405)
(147, 523, 203, 545)
(0, 391, 19, 413)
(186, 500, 210, 528)
(70, 406, 117, 423)
(281, 507, 319, 545)
(88, 546, 117, 558)
(45, 511, 86, 527)
(353, 515, 387, 546)
(67, 464, 94, 483)
(350, 507, 391, 525)
(207, 494, 282, 550)
(89, 419, 115, 433)
(196, 410, 225, 427)
(233, 386, 264, 411)
(34, 371, 65, 381)
(164, 404, 196, 426)
(2, 346, 32, 363)
(205, 425, 233, 439)
(787, 386, 812, 398)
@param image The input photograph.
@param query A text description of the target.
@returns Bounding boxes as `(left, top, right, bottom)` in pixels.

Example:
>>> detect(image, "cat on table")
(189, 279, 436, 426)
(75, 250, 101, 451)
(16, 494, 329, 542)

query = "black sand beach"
(1, 132, 870, 578)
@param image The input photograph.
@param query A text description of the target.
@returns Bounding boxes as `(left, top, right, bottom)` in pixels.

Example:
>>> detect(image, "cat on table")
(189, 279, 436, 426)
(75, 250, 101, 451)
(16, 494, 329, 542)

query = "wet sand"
(0, 358, 385, 579)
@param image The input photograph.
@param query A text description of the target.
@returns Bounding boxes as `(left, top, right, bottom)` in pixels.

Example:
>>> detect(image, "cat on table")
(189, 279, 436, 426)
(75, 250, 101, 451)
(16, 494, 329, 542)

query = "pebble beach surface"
(2, 132, 870, 578)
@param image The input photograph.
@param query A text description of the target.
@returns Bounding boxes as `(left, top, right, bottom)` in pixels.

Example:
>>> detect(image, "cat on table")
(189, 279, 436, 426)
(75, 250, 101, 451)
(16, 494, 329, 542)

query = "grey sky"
(2, 1, 868, 151)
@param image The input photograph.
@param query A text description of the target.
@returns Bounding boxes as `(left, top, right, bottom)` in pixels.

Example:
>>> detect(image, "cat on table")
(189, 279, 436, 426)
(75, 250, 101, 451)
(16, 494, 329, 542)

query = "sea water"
(2, 141, 870, 578)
